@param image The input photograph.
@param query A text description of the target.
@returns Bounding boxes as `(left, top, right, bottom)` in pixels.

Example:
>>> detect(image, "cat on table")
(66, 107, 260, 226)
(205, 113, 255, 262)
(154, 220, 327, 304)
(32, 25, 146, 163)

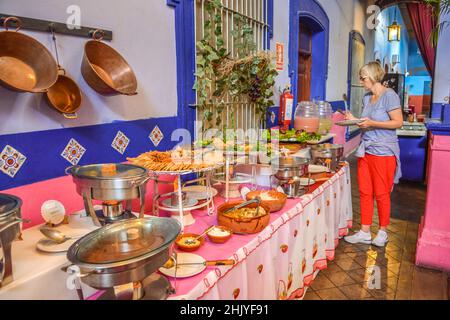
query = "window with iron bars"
(194, 0, 270, 137)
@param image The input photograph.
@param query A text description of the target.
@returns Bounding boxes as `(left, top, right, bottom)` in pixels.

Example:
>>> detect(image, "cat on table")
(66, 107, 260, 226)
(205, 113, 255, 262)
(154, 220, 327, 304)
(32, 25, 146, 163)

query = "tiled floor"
(304, 155, 449, 300)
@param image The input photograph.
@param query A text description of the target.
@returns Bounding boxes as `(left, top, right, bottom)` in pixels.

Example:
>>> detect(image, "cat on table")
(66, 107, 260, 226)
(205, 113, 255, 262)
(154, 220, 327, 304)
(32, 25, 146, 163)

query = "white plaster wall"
(433, 13, 450, 103)
(0, 0, 178, 135)
(270, 0, 291, 105)
(317, 0, 355, 102)
(316, 0, 375, 102)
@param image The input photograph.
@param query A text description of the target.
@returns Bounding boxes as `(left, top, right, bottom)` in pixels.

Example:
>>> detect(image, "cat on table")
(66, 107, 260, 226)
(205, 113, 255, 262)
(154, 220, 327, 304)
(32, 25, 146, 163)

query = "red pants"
(357, 153, 396, 227)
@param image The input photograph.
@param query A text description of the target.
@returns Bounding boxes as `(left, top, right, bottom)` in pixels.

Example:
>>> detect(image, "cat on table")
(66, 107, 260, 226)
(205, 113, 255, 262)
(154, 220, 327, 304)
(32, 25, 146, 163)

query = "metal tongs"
(222, 197, 261, 217)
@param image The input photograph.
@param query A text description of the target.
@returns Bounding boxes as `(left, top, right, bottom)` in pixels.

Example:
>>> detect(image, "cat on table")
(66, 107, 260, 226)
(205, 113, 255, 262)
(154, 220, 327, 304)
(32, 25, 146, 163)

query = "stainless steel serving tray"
(66, 217, 181, 289)
(66, 163, 150, 200)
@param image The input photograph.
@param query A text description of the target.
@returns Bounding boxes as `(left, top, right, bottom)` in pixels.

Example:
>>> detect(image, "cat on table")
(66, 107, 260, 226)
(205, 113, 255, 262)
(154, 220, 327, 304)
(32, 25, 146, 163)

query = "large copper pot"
(0, 17, 58, 93)
(45, 68, 82, 119)
(81, 30, 137, 96)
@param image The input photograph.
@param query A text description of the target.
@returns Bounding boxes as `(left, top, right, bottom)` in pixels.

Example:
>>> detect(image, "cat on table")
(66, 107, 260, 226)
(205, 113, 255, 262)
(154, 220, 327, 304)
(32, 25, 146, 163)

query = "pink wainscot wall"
(416, 133, 450, 271)
(2, 175, 175, 230)
(330, 112, 361, 157)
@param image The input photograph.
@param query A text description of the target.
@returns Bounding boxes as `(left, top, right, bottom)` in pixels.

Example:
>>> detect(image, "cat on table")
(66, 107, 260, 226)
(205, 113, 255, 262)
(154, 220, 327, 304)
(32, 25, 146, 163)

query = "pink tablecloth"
(164, 164, 353, 300)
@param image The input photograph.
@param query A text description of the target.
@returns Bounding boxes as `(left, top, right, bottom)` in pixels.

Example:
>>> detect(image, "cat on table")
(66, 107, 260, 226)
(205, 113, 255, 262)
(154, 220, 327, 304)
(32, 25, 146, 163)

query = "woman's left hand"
(357, 118, 374, 129)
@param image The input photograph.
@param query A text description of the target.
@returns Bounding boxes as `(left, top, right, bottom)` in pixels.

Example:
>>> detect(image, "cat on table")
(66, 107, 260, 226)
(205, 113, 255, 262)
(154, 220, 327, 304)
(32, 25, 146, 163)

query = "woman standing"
(344, 62, 403, 247)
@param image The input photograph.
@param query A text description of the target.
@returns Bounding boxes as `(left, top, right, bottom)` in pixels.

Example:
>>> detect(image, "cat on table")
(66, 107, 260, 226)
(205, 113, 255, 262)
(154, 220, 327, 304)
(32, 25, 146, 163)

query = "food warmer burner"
(213, 152, 257, 200)
(66, 164, 150, 226)
(271, 156, 310, 198)
(66, 217, 181, 300)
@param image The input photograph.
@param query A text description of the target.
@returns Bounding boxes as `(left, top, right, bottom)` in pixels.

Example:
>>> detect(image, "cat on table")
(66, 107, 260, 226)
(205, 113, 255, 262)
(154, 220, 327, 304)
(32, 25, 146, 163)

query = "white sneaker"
(344, 230, 372, 244)
(372, 230, 389, 247)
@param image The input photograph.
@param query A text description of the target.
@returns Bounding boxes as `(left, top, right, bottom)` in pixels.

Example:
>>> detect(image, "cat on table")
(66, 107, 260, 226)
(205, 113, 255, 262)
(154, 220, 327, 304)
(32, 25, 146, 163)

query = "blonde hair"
(359, 61, 385, 84)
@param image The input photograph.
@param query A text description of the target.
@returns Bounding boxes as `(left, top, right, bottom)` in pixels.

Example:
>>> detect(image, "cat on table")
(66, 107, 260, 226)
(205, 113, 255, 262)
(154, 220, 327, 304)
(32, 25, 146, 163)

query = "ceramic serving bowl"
(206, 226, 233, 244)
(175, 233, 205, 252)
(245, 190, 287, 212)
(217, 201, 271, 234)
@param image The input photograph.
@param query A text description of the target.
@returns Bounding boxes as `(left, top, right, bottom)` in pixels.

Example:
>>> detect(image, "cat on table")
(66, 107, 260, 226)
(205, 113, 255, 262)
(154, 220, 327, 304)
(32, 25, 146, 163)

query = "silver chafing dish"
(66, 216, 181, 300)
(310, 144, 344, 171)
(271, 156, 310, 198)
(66, 163, 150, 226)
(0, 193, 24, 288)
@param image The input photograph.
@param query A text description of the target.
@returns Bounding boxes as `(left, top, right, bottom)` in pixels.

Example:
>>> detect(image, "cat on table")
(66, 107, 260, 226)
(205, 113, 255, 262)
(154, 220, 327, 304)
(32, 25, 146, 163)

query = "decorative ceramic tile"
(61, 138, 86, 165)
(149, 125, 164, 147)
(0, 145, 27, 177)
(111, 131, 130, 154)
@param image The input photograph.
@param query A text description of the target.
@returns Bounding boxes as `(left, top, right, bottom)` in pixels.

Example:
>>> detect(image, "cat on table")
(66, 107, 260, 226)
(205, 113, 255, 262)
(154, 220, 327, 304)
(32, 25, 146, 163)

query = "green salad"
(261, 129, 321, 143)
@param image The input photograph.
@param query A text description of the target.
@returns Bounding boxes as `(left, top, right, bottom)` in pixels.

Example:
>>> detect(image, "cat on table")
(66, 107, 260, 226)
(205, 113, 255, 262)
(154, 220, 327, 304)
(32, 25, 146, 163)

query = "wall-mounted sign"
(276, 42, 284, 71)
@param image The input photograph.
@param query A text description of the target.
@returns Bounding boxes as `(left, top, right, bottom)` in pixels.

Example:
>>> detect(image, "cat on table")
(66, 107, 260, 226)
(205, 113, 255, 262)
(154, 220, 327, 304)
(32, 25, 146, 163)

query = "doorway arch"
(289, 0, 329, 108)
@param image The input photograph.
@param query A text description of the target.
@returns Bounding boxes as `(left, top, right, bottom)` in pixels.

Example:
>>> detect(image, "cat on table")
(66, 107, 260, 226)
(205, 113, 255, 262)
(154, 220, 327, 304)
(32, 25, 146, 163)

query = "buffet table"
(163, 163, 352, 300)
(0, 164, 352, 300)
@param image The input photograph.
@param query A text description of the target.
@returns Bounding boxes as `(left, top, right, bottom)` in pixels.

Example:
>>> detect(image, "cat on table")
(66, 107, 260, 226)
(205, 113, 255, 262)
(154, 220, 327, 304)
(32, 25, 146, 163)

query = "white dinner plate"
(335, 119, 364, 126)
(308, 164, 328, 173)
(299, 178, 316, 186)
(181, 185, 218, 200)
(158, 253, 206, 278)
(36, 238, 77, 253)
(36, 228, 91, 253)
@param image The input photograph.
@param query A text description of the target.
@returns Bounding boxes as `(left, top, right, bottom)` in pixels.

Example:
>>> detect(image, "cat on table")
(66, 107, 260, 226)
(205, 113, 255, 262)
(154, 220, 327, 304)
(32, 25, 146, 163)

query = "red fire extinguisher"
(278, 85, 294, 133)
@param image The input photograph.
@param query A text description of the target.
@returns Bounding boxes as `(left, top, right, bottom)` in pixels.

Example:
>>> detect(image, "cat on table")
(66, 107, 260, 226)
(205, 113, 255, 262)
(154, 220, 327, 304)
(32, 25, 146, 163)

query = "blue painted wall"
(374, 5, 409, 74)
(289, 0, 329, 123)
(0, 117, 181, 190)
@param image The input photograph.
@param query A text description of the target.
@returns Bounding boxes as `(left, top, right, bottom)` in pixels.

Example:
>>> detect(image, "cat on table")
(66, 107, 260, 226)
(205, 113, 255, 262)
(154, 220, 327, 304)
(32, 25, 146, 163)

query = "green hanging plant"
(193, 0, 278, 132)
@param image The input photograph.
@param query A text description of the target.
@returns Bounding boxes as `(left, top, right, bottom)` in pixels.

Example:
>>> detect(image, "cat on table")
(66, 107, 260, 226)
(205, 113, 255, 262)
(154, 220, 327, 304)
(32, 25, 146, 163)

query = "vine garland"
(193, 0, 278, 133)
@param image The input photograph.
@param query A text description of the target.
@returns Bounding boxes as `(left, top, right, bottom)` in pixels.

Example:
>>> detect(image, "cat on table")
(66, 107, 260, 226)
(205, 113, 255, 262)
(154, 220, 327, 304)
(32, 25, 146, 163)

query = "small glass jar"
(294, 101, 320, 133)
(317, 101, 333, 134)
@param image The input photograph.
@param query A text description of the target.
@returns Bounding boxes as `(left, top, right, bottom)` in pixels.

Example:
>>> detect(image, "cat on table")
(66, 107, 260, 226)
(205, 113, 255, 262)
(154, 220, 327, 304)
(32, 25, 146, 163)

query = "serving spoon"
(184, 226, 214, 245)
(40, 227, 78, 244)
(163, 257, 235, 269)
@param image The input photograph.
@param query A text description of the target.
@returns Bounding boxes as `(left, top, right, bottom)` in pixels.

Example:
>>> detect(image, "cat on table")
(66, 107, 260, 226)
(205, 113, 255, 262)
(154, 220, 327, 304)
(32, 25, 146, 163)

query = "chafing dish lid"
(0, 193, 22, 218)
(272, 156, 309, 168)
(68, 217, 181, 265)
(69, 163, 147, 179)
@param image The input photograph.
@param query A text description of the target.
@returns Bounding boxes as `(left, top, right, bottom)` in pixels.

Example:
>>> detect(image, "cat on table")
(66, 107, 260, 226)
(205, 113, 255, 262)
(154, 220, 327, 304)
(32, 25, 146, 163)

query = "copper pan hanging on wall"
(81, 30, 138, 96)
(45, 30, 82, 119)
(46, 68, 82, 119)
(0, 17, 58, 93)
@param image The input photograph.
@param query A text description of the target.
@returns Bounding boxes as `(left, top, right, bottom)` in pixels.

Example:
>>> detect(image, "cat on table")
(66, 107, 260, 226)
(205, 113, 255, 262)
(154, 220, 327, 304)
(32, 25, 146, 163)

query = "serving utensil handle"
(63, 113, 78, 119)
(205, 259, 236, 266)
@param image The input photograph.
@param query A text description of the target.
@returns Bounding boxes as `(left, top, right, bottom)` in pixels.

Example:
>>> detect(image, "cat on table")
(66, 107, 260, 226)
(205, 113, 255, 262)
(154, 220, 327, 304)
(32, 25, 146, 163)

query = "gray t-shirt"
(360, 88, 401, 156)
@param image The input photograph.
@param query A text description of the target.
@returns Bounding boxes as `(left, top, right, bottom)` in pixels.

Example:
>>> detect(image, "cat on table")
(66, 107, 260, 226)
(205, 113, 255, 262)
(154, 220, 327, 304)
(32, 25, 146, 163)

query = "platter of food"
(127, 147, 220, 174)
(262, 129, 322, 144)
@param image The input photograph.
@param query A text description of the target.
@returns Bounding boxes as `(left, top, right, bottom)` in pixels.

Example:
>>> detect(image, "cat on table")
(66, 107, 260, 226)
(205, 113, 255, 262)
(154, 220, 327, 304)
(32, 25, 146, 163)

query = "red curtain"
(407, 2, 437, 75)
